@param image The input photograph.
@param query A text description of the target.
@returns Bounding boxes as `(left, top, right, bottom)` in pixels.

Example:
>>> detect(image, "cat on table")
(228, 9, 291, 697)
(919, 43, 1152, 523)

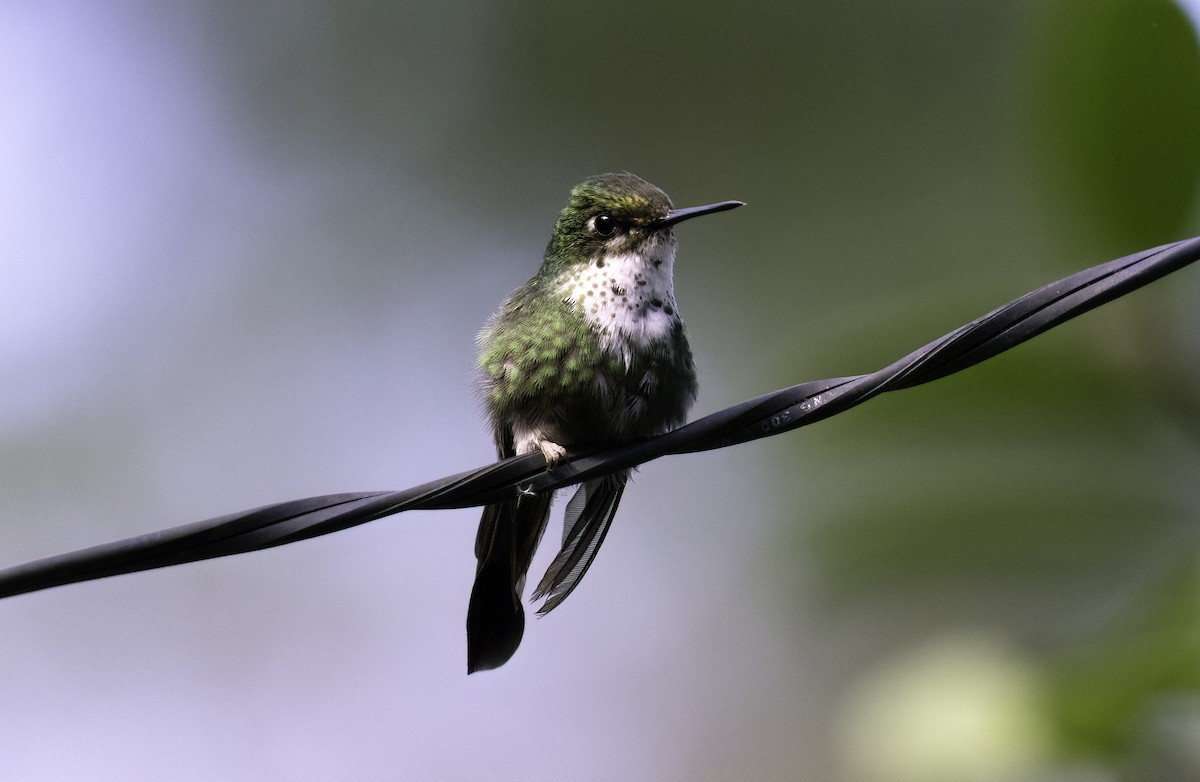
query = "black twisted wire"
(1, 237, 1197, 599)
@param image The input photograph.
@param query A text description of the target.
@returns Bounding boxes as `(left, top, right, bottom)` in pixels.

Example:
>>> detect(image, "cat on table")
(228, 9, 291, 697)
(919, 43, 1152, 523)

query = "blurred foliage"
(1049, 561, 1200, 757)
(1027, 0, 1200, 249)
(786, 1, 1200, 779)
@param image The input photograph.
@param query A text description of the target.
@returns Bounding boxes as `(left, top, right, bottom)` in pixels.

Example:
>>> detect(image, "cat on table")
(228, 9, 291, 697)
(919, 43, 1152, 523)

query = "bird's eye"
(592, 214, 617, 238)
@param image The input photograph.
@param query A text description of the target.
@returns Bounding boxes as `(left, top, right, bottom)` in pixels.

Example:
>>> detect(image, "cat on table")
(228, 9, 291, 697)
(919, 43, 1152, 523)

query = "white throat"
(558, 233, 681, 365)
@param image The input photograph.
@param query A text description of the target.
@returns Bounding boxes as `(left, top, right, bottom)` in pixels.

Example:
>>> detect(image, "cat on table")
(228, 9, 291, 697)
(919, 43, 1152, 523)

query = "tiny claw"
(538, 440, 567, 469)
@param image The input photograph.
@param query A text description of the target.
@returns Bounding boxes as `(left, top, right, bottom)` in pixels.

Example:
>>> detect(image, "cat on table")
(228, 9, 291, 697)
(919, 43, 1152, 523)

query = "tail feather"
(531, 472, 627, 615)
(466, 493, 551, 673)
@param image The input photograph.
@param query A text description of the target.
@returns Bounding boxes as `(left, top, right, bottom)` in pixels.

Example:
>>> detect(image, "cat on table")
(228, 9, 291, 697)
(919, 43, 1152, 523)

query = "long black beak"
(654, 199, 744, 229)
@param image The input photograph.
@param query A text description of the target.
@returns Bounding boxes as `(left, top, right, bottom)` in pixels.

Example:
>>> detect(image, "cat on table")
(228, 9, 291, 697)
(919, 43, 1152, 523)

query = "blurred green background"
(1, 1, 1198, 779)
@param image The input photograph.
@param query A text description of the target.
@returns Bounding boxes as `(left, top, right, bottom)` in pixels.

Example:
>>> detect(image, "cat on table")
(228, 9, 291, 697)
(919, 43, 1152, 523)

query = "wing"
(530, 471, 627, 615)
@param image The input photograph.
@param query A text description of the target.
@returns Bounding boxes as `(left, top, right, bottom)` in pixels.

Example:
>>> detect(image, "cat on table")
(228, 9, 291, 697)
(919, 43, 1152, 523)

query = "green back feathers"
(478, 281, 608, 409)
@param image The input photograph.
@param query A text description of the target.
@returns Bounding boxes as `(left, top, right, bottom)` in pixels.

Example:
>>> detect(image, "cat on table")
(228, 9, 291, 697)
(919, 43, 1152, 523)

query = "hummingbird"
(466, 172, 742, 673)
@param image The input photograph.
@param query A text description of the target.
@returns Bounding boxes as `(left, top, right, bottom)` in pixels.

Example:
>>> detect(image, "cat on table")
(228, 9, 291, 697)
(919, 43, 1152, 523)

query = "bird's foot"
(538, 440, 567, 469)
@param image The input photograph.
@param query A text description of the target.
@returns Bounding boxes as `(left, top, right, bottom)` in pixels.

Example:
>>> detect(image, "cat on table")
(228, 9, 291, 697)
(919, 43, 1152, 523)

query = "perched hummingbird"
(466, 172, 742, 673)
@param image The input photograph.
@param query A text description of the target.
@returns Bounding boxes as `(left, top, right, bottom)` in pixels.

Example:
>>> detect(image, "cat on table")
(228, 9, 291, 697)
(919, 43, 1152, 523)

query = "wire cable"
(1, 237, 1196, 600)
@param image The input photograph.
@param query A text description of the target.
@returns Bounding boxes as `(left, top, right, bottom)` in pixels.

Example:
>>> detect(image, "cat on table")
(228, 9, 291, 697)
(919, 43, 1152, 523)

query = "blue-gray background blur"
(3, 1, 1200, 779)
